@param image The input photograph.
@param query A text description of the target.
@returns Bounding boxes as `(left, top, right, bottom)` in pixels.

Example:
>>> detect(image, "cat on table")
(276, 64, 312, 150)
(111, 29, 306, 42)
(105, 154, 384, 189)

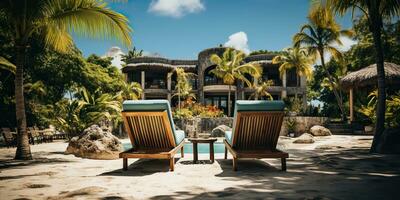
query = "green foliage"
(121, 47, 143, 63)
(283, 97, 303, 113)
(249, 50, 284, 56)
(358, 91, 400, 128)
(54, 87, 122, 138)
(286, 118, 297, 133)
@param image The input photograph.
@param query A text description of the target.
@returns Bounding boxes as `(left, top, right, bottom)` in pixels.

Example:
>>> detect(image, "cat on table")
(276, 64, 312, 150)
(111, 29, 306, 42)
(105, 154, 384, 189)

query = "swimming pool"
(123, 142, 226, 154)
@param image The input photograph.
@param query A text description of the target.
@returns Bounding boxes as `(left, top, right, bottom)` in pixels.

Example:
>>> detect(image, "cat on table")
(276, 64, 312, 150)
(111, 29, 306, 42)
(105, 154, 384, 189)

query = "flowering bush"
(172, 98, 224, 119)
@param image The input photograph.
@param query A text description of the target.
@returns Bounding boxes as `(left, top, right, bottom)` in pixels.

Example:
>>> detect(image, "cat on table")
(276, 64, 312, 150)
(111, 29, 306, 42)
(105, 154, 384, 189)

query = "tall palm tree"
(0, 0, 132, 160)
(272, 47, 313, 89)
(324, 0, 400, 152)
(209, 48, 262, 116)
(293, 4, 353, 121)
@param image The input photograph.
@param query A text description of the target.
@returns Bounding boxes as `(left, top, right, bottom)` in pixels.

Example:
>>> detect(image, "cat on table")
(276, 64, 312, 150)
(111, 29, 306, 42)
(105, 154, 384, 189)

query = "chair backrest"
(232, 100, 285, 150)
(122, 100, 179, 150)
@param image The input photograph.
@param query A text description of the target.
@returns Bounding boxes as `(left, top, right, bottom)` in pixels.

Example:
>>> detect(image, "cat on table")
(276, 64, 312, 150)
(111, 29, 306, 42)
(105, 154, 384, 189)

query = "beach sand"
(1, 135, 399, 200)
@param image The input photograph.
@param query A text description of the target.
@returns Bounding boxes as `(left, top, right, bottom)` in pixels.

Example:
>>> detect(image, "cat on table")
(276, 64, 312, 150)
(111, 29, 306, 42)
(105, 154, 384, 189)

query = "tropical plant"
(286, 118, 297, 134)
(248, 79, 274, 100)
(324, 0, 400, 152)
(121, 47, 143, 63)
(0, 56, 15, 74)
(120, 81, 142, 100)
(209, 48, 262, 116)
(0, 0, 132, 159)
(293, 4, 353, 121)
(55, 87, 122, 138)
(169, 67, 196, 111)
(358, 91, 400, 128)
(272, 47, 313, 84)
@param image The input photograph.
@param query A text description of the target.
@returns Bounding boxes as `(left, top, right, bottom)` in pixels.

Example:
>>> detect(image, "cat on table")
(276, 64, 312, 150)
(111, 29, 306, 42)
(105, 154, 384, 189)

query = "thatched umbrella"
(340, 62, 400, 121)
(341, 62, 400, 90)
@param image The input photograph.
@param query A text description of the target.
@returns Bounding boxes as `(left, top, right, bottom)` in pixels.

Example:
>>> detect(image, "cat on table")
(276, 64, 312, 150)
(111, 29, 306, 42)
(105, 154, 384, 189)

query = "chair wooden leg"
(281, 158, 287, 171)
(224, 147, 227, 159)
(233, 157, 237, 171)
(181, 146, 184, 158)
(123, 158, 128, 171)
(169, 158, 175, 171)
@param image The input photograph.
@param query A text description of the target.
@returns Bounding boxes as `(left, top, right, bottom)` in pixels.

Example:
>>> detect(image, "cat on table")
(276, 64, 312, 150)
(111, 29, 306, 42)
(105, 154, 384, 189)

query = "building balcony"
(203, 85, 237, 93)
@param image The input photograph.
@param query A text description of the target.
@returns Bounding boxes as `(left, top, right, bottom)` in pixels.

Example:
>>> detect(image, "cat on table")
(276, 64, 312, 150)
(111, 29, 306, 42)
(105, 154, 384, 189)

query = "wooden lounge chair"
(224, 100, 288, 171)
(1, 128, 16, 148)
(120, 100, 185, 171)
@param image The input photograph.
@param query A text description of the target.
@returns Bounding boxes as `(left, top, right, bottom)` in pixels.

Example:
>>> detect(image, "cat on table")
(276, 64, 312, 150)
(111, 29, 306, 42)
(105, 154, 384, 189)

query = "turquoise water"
(123, 142, 225, 154)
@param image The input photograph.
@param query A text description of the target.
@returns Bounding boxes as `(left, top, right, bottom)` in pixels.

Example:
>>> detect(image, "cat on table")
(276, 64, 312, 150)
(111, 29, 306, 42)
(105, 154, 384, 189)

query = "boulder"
(310, 125, 332, 136)
(376, 128, 400, 154)
(293, 133, 315, 144)
(211, 125, 232, 137)
(65, 125, 123, 159)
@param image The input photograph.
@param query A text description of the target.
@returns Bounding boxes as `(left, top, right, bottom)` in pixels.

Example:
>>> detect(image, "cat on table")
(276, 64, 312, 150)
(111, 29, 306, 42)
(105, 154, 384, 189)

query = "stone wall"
(174, 116, 327, 137)
(280, 116, 328, 136)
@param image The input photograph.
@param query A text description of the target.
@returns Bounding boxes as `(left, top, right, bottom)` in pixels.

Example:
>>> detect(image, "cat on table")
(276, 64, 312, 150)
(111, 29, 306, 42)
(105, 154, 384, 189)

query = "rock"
(310, 125, 332, 136)
(65, 125, 123, 159)
(376, 128, 400, 154)
(211, 125, 232, 137)
(293, 133, 315, 144)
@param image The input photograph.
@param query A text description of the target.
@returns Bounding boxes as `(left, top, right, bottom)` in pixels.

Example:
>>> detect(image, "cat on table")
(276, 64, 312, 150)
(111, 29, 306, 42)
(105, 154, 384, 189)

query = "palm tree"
(323, 0, 400, 152)
(248, 79, 274, 100)
(0, 0, 132, 160)
(209, 48, 262, 116)
(293, 4, 353, 121)
(169, 67, 196, 110)
(272, 47, 313, 92)
(121, 47, 143, 63)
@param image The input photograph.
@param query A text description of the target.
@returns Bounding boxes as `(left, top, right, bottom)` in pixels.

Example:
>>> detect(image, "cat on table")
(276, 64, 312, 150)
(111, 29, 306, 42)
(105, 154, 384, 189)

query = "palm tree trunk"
(228, 85, 231, 116)
(14, 45, 32, 160)
(319, 49, 346, 121)
(368, 7, 386, 153)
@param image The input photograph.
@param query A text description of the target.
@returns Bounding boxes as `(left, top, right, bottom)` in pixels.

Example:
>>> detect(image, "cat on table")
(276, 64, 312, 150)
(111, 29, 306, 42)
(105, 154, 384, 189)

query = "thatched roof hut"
(340, 62, 400, 90)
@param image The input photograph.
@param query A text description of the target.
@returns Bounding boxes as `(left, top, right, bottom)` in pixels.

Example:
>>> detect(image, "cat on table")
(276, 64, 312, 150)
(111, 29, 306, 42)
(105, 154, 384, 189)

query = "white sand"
(1, 135, 399, 200)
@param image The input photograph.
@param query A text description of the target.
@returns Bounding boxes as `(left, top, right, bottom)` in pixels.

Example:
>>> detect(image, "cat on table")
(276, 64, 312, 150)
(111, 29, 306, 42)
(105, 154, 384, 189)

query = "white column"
(281, 71, 287, 99)
(141, 71, 145, 100)
(167, 72, 172, 102)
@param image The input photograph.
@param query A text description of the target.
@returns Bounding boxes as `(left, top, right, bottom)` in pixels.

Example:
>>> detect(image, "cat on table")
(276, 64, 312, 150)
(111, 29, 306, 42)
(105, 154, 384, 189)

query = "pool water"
(123, 142, 226, 154)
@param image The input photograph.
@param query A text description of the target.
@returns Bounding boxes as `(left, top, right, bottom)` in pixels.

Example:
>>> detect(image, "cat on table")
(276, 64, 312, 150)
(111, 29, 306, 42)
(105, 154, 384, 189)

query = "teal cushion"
(232, 100, 285, 145)
(225, 130, 233, 145)
(235, 100, 285, 111)
(174, 130, 185, 145)
(122, 100, 183, 146)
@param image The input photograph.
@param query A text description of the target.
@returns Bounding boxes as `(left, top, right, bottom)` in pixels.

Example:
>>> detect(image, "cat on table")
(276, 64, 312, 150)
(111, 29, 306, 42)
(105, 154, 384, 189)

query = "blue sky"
(73, 0, 354, 59)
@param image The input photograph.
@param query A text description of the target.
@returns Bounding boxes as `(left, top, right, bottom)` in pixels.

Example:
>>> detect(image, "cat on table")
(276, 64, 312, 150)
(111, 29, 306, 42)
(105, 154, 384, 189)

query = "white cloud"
(104, 46, 125, 69)
(148, 0, 205, 18)
(223, 32, 250, 54)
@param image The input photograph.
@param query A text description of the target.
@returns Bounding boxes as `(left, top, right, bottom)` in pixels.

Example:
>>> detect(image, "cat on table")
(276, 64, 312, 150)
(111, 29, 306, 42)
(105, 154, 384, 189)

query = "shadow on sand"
(148, 148, 400, 200)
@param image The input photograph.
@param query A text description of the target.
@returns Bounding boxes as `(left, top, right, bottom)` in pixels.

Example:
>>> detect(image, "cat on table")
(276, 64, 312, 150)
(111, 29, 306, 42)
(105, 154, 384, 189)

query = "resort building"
(122, 47, 307, 115)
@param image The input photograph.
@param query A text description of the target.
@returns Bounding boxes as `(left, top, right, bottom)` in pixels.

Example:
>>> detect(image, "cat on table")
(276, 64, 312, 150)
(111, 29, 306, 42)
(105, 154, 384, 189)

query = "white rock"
(293, 133, 315, 144)
(310, 125, 332, 136)
(65, 125, 123, 160)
